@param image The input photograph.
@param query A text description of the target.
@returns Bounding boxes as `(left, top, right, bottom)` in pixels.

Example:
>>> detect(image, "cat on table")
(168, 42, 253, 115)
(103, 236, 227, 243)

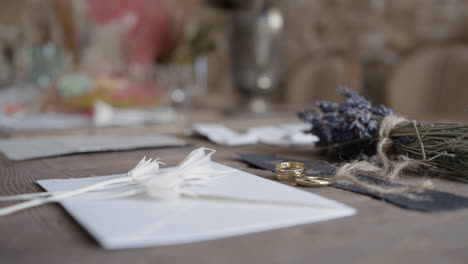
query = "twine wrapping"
(334, 116, 434, 194)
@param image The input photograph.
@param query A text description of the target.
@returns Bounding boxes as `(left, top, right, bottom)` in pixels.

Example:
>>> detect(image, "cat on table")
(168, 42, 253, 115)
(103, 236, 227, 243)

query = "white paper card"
(37, 162, 355, 249)
(0, 134, 186, 161)
(0, 113, 91, 132)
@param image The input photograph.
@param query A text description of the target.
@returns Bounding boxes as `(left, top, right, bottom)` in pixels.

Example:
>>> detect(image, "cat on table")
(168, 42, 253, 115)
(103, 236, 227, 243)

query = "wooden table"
(1, 112, 468, 264)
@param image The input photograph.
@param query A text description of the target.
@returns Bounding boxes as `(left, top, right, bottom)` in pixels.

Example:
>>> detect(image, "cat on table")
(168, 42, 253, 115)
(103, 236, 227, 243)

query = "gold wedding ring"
(295, 176, 336, 187)
(275, 162, 336, 188)
(275, 162, 306, 181)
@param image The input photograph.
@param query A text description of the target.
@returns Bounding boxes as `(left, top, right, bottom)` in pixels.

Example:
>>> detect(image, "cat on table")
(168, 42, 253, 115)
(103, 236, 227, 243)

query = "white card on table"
(0, 134, 186, 161)
(38, 162, 355, 250)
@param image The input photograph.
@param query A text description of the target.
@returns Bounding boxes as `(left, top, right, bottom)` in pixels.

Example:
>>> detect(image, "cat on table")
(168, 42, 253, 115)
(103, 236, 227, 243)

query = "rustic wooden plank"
(1, 134, 468, 264)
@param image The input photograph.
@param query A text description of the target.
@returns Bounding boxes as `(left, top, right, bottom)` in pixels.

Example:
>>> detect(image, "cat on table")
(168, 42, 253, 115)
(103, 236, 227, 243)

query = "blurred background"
(0, 0, 467, 128)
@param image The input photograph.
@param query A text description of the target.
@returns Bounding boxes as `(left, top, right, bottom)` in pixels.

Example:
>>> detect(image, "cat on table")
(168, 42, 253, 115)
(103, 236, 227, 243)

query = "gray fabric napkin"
(239, 153, 468, 212)
(0, 134, 186, 161)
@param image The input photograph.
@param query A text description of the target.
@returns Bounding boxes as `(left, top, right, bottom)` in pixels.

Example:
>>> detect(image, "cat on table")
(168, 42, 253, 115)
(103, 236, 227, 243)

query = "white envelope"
(37, 162, 355, 250)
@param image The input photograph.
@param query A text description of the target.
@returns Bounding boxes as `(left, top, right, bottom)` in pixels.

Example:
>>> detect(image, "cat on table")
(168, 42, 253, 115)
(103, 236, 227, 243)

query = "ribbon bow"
(0, 147, 220, 216)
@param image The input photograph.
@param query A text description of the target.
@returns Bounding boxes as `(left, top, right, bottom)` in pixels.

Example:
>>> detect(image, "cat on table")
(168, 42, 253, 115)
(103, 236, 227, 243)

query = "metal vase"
(229, 6, 283, 112)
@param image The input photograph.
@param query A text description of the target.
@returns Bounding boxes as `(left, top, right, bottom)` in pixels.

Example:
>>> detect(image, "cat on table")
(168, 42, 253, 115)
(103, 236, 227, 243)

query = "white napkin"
(93, 100, 180, 127)
(192, 123, 319, 146)
(38, 162, 355, 249)
(0, 134, 186, 161)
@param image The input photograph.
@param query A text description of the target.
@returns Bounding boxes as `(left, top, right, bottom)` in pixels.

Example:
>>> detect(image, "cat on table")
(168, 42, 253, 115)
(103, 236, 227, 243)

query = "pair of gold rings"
(275, 161, 336, 187)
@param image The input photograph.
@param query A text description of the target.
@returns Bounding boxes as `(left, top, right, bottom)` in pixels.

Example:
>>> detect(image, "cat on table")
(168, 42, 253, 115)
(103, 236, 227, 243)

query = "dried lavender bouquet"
(298, 87, 468, 178)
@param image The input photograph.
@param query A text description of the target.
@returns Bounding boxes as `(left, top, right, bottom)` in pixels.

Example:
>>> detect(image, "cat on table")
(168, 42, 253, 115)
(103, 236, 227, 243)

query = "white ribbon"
(0, 147, 221, 216)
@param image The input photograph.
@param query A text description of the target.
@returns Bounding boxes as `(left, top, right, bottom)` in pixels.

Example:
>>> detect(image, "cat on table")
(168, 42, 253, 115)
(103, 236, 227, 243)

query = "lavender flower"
(298, 87, 393, 157)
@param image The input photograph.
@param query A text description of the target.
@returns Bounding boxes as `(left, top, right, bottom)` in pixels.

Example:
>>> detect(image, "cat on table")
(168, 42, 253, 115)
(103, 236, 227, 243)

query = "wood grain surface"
(1, 117, 468, 264)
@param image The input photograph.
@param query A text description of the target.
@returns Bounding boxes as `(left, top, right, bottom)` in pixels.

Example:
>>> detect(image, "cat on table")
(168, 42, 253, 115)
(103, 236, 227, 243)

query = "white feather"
(145, 147, 220, 200)
(128, 157, 163, 181)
